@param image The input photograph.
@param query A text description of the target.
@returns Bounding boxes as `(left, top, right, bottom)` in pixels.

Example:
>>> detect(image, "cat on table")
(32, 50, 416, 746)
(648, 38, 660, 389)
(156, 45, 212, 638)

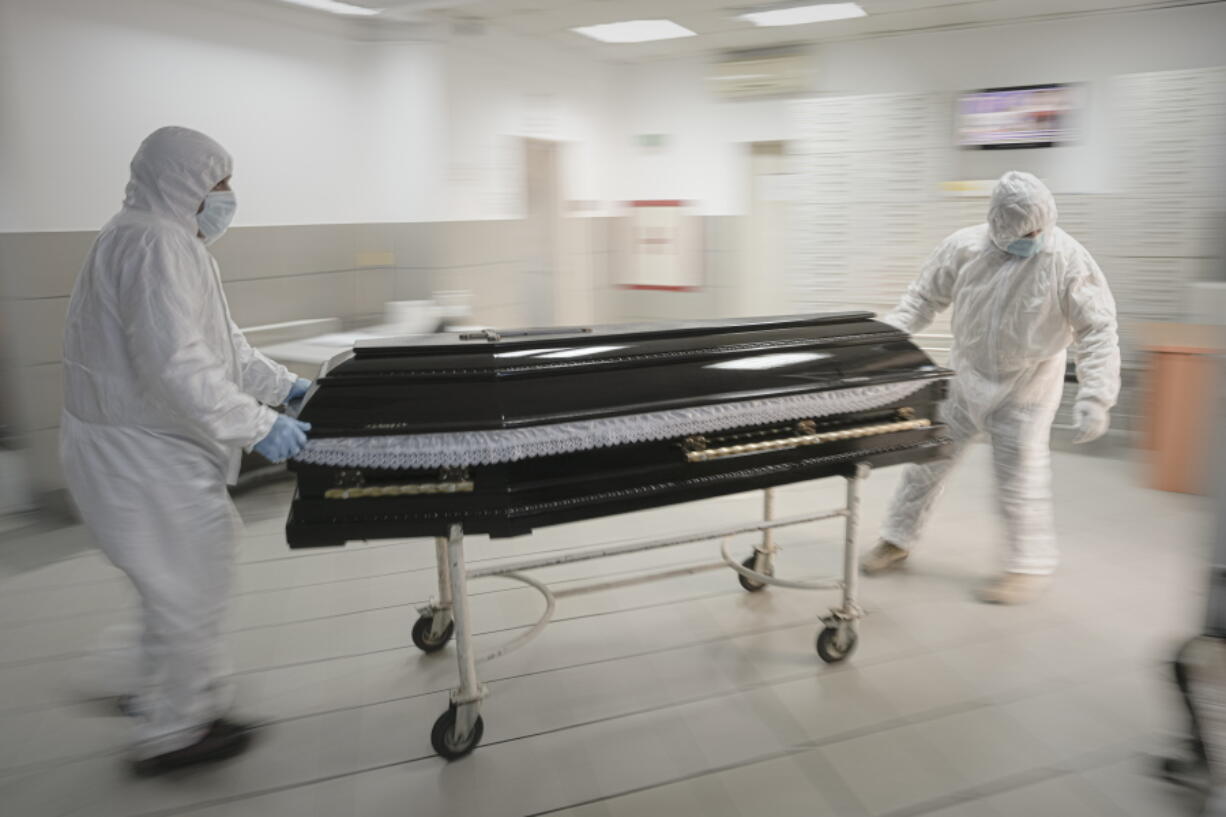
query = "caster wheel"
(816, 625, 858, 663)
(1157, 753, 1203, 781)
(738, 554, 771, 593)
(431, 707, 484, 760)
(412, 615, 454, 653)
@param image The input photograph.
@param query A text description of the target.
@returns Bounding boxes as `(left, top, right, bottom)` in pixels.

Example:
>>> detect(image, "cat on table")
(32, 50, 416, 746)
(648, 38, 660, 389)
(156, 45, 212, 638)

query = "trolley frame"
(415, 463, 871, 759)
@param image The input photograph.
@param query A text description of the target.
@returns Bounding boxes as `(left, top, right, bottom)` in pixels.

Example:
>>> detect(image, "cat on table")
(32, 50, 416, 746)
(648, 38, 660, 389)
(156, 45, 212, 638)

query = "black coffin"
(285, 313, 953, 546)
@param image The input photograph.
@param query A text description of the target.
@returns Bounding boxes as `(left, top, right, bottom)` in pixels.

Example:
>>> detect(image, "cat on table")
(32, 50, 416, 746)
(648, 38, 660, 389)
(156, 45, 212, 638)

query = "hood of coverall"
(122, 126, 232, 234)
(986, 171, 1058, 252)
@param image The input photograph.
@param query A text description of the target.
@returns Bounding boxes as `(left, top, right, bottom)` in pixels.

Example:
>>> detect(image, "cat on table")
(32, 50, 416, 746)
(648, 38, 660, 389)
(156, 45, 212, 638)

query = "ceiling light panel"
(738, 3, 866, 27)
(572, 19, 697, 44)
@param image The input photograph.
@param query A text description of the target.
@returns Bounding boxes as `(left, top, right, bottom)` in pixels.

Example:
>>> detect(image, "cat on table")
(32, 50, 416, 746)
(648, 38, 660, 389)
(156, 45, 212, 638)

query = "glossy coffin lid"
(292, 313, 951, 470)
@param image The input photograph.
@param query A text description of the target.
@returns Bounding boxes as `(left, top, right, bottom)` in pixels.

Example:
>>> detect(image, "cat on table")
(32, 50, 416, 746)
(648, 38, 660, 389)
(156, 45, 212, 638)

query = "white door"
(743, 142, 791, 317)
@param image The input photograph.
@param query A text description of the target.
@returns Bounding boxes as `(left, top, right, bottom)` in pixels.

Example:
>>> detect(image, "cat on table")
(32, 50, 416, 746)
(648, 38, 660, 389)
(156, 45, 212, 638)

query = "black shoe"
(131, 718, 259, 777)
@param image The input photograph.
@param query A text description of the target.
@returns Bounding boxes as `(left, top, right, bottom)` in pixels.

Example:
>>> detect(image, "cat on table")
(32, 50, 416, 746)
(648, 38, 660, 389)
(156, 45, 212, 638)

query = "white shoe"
(977, 572, 1050, 605)
(861, 541, 909, 575)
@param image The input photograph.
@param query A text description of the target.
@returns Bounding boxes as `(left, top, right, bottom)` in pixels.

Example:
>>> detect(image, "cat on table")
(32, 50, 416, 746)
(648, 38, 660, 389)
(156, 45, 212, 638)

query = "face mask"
(1004, 235, 1043, 258)
(196, 190, 236, 245)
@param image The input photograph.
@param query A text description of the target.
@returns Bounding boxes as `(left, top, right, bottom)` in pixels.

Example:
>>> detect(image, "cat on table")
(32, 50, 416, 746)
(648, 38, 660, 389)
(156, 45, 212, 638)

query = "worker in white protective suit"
(860, 171, 1120, 604)
(61, 126, 312, 774)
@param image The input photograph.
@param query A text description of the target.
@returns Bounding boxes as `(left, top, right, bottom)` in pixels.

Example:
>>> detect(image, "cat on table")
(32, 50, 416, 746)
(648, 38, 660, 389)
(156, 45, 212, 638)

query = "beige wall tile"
(393, 268, 435, 301)
(353, 268, 397, 318)
(224, 271, 355, 328)
(703, 216, 742, 257)
(6, 297, 68, 366)
(556, 287, 594, 326)
(556, 254, 595, 303)
(211, 227, 290, 281)
(14, 364, 62, 433)
(439, 220, 527, 269)
(587, 251, 611, 294)
(391, 223, 440, 269)
(25, 428, 63, 496)
(352, 223, 396, 260)
(280, 224, 361, 274)
(613, 288, 718, 322)
(483, 265, 524, 311)
(608, 216, 631, 259)
(704, 247, 746, 292)
(486, 303, 524, 329)
(500, 219, 530, 260)
(588, 217, 615, 255)
(0, 232, 97, 299)
(557, 217, 592, 259)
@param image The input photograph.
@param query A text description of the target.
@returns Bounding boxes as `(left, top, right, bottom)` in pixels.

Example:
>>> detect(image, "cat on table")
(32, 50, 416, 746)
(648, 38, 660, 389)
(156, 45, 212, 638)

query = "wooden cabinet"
(1140, 323, 1225, 495)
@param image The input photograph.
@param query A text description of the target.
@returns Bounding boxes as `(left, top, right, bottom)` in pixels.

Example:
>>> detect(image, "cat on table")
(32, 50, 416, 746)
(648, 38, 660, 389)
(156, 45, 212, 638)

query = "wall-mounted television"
(957, 83, 1078, 149)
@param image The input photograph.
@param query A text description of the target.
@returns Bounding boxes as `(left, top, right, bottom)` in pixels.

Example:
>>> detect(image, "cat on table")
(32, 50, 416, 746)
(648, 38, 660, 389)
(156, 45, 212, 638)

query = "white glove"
(1072, 401, 1110, 444)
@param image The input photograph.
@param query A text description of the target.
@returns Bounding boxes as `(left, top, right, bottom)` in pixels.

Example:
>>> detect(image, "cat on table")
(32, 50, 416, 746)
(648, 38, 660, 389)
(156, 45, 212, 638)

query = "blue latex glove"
(253, 415, 311, 463)
(286, 377, 312, 404)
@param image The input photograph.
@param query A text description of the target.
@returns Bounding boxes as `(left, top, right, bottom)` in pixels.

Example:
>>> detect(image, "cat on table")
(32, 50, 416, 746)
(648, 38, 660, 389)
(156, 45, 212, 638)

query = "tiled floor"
(0, 443, 1212, 816)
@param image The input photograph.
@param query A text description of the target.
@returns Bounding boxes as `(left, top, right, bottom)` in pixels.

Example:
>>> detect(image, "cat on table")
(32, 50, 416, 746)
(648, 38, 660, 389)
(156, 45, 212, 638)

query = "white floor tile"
(937, 630, 1066, 702)
(818, 722, 970, 816)
(999, 683, 1148, 767)
(915, 801, 1002, 817)
(908, 707, 1052, 789)
(1079, 757, 1205, 817)
(750, 666, 903, 742)
(855, 652, 980, 719)
(0, 443, 1211, 817)
(982, 774, 1122, 817)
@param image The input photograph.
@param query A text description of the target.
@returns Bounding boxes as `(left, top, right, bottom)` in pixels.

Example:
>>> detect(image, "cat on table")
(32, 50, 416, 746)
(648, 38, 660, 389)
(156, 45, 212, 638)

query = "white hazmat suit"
(879, 171, 1120, 575)
(61, 127, 297, 757)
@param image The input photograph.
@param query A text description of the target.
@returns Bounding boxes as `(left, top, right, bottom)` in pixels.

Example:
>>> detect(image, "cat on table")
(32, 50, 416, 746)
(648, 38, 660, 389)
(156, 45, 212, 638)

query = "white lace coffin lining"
(296, 380, 930, 471)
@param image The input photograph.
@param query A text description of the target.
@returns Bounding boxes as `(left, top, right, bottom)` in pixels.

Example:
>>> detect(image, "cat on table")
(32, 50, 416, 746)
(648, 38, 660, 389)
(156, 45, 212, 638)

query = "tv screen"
(957, 83, 1078, 149)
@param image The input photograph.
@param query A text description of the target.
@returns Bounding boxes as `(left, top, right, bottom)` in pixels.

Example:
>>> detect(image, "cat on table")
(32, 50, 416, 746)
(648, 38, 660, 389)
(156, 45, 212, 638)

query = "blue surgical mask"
(196, 190, 237, 245)
(1005, 235, 1043, 258)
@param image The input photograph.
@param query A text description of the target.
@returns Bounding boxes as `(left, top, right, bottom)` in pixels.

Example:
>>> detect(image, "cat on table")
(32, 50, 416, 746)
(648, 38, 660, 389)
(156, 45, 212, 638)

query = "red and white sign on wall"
(620, 200, 702, 291)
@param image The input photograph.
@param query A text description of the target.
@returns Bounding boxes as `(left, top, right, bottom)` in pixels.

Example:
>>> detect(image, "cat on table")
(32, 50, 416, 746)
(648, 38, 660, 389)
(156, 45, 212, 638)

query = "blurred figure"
(861, 171, 1120, 604)
(60, 126, 311, 774)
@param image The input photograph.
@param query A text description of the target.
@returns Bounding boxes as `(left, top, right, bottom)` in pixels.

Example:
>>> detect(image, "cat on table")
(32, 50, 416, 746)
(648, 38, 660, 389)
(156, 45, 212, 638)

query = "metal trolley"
(411, 463, 872, 760)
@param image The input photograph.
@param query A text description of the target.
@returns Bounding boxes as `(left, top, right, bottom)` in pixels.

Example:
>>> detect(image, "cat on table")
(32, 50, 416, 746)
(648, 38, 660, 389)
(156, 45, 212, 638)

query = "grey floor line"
(0, 537, 840, 670)
(0, 530, 837, 632)
(1, 613, 1118, 783)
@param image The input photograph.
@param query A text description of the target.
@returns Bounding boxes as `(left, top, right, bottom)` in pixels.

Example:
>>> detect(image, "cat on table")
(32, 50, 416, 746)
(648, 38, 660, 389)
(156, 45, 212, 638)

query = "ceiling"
(285, 0, 1213, 60)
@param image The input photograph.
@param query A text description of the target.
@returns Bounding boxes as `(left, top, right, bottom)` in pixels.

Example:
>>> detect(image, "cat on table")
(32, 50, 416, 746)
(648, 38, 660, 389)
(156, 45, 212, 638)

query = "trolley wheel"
(431, 707, 484, 760)
(411, 615, 454, 653)
(816, 625, 858, 664)
(738, 554, 771, 593)
(1157, 752, 1204, 782)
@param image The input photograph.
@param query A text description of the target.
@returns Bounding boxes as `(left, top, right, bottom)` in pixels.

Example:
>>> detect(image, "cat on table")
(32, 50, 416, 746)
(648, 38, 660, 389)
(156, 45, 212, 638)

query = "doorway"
(741, 141, 792, 317)
(523, 138, 560, 327)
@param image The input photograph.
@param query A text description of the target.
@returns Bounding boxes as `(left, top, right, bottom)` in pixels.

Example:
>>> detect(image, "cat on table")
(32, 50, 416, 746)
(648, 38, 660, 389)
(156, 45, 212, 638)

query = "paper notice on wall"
(620, 201, 701, 290)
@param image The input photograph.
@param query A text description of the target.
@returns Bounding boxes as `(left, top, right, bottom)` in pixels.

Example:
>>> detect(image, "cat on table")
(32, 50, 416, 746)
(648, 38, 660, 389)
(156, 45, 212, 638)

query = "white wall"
(0, 0, 618, 232)
(0, 0, 448, 231)
(616, 58, 792, 215)
(616, 2, 1226, 213)
(441, 28, 620, 220)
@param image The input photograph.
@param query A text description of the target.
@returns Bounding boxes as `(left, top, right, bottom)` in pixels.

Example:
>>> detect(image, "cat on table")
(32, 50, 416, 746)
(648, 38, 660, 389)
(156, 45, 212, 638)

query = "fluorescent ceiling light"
(572, 20, 697, 44)
(281, 0, 381, 17)
(739, 2, 866, 27)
